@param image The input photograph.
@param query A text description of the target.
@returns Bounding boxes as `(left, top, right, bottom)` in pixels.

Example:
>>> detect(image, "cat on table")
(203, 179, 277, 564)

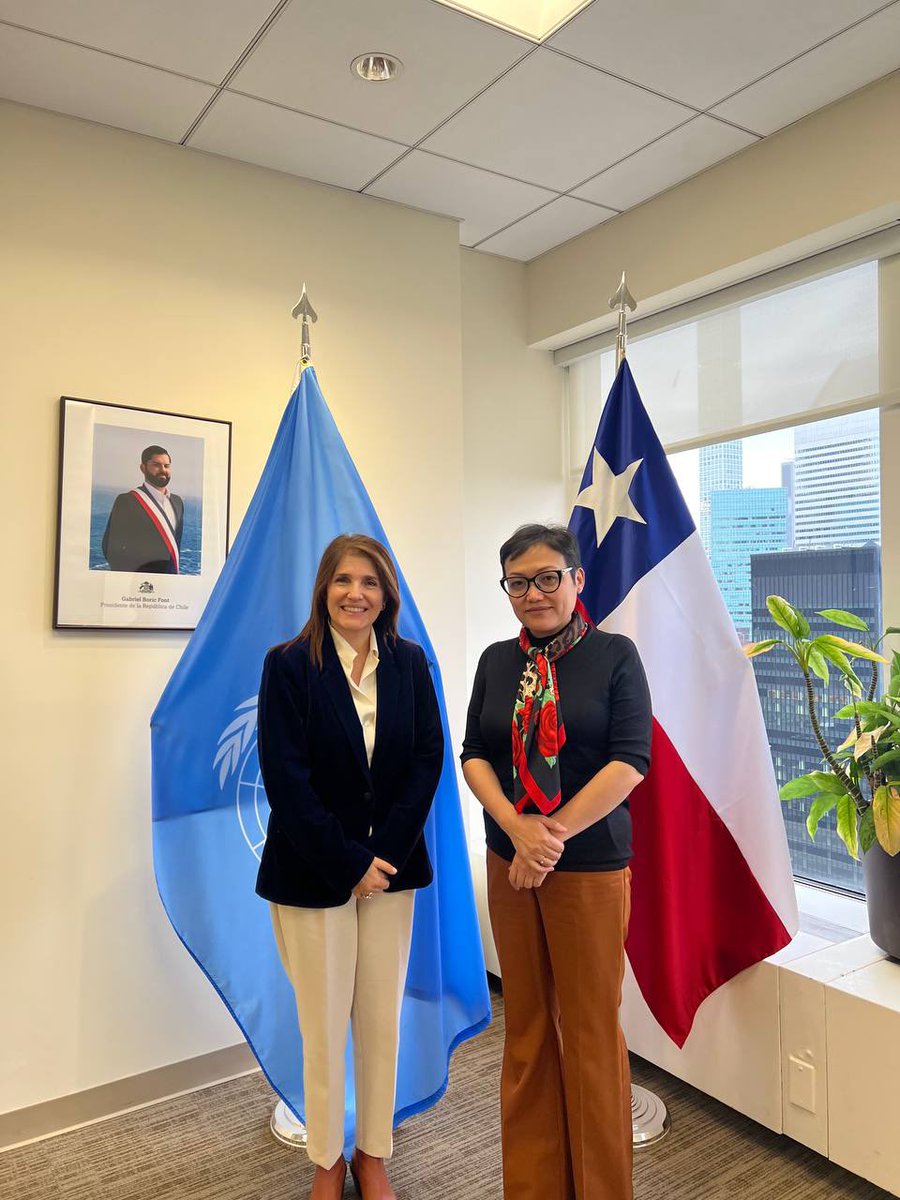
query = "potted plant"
(746, 597, 900, 959)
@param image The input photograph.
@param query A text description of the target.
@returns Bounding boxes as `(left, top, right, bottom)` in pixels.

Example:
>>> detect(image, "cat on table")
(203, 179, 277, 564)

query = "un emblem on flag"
(214, 696, 269, 861)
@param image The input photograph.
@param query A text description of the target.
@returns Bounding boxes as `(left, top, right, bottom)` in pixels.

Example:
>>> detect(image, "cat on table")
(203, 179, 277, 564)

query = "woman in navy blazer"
(257, 534, 443, 1200)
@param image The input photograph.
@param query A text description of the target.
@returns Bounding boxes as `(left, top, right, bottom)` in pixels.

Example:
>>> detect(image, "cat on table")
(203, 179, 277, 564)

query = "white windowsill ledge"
(794, 879, 868, 940)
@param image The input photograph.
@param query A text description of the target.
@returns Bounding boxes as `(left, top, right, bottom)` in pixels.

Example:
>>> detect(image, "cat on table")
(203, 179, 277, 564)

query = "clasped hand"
(353, 856, 397, 898)
(507, 813, 566, 890)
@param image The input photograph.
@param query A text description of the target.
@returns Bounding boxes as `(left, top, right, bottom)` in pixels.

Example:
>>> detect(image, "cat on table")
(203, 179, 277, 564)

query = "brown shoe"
(309, 1156, 347, 1200)
(349, 1149, 397, 1200)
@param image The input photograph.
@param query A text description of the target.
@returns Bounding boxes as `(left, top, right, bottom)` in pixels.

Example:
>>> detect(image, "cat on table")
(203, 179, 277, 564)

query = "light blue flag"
(151, 365, 490, 1145)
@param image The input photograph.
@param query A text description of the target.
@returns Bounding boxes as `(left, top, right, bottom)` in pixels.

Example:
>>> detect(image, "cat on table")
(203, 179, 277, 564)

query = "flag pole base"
(270, 1101, 309, 1149)
(632, 1084, 670, 1147)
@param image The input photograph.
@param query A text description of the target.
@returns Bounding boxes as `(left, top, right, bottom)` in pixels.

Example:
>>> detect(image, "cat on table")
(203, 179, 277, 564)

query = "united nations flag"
(151, 365, 489, 1144)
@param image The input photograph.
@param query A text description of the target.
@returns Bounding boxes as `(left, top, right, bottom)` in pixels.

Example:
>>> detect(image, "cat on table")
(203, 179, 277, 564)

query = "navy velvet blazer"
(255, 627, 444, 908)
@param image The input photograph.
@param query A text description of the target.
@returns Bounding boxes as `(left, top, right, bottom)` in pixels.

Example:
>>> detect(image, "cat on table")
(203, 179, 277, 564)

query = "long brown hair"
(297, 534, 401, 668)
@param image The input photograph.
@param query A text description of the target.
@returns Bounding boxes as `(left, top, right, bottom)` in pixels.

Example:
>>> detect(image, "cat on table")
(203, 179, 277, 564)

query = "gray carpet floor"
(1, 994, 891, 1200)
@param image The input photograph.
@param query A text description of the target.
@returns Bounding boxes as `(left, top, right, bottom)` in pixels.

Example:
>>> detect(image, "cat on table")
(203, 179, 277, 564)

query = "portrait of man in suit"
(101, 444, 185, 574)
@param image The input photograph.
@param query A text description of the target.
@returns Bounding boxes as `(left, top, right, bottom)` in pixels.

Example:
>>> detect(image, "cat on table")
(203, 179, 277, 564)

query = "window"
(670, 414, 881, 894)
(565, 256, 890, 896)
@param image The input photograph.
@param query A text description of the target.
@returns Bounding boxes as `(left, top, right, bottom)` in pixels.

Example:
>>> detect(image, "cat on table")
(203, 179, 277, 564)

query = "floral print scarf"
(511, 609, 590, 815)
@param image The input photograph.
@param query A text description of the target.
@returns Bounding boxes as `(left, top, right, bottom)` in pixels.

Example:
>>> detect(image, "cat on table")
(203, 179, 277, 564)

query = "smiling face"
(503, 542, 584, 638)
(326, 552, 385, 644)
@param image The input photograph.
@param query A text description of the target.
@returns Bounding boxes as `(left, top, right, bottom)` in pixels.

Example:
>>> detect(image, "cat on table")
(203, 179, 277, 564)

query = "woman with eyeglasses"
(256, 534, 444, 1200)
(461, 523, 652, 1200)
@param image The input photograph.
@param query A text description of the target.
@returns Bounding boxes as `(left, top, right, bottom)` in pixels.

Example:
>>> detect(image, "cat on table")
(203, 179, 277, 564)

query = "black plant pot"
(863, 840, 900, 960)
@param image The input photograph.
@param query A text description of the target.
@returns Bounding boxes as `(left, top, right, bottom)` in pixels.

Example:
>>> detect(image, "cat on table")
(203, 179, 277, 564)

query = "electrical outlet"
(789, 1055, 816, 1113)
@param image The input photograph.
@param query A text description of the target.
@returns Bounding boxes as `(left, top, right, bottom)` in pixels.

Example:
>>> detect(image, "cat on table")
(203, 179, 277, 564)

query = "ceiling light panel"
(548, 0, 890, 109)
(430, 0, 594, 41)
(229, 0, 530, 145)
(0, 0, 275, 83)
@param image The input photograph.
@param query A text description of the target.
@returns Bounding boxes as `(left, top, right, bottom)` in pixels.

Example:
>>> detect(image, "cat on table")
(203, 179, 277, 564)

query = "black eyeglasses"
(500, 568, 575, 598)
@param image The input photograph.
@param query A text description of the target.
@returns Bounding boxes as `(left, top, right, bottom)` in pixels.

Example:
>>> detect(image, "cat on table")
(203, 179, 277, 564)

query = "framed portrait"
(54, 396, 232, 630)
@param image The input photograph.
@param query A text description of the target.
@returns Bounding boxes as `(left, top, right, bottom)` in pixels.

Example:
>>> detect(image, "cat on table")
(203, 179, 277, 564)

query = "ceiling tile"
(0, 24, 213, 140)
(549, 0, 888, 109)
(477, 196, 614, 260)
(422, 48, 691, 191)
(0, 0, 275, 83)
(229, 0, 531, 145)
(188, 91, 404, 190)
(573, 115, 757, 209)
(365, 150, 557, 245)
(711, 5, 900, 135)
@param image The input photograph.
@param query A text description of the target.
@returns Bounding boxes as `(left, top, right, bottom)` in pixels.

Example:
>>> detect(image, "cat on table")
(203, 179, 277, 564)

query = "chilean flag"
(569, 361, 798, 1047)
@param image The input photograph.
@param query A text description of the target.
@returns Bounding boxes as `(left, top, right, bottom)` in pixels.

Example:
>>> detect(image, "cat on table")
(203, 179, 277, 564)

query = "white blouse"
(329, 625, 379, 766)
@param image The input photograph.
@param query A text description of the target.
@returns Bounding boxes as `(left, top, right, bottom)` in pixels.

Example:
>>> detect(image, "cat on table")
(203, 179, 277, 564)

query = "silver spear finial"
(608, 272, 636, 371)
(291, 283, 318, 364)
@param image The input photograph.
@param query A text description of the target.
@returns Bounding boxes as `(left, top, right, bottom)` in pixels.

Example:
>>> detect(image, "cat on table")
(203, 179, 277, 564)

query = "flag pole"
(610, 271, 672, 1149)
(269, 285, 319, 1151)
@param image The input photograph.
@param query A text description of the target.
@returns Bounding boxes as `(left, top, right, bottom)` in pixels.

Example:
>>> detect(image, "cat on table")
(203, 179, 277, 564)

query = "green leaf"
(816, 641, 863, 690)
(807, 646, 830, 684)
(815, 641, 850, 670)
(779, 775, 823, 800)
(835, 700, 900, 724)
(871, 747, 900, 771)
(873, 785, 900, 856)
(817, 609, 869, 633)
(744, 639, 779, 659)
(767, 595, 807, 639)
(868, 703, 900, 728)
(836, 794, 860, 860)
(883, 627, 900, 637)
(859, 807, 877, 854)
(808, 770, 853, 795)
(817, 635, 888, 664)
(807, 794, 839, 839)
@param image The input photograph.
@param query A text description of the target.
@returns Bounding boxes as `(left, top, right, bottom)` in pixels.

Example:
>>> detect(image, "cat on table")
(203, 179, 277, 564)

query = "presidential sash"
(130, 486, 179, 572)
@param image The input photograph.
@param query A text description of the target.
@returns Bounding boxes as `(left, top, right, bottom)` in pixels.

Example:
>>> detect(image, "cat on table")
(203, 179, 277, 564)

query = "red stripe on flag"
(626, 718, 792, 1047)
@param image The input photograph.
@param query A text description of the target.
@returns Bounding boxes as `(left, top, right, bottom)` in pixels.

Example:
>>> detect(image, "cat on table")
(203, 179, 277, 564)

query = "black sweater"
(461, 627, 652, 871)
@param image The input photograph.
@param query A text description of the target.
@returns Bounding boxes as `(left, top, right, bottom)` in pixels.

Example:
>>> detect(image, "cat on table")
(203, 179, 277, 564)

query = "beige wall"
(527, 70, 900, 349)
(460, 249, 566, 689)
(0, 99, 469, 1114)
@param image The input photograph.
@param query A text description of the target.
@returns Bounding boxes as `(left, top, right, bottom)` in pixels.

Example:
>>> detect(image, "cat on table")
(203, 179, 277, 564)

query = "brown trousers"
(487, 850, 633, 1200)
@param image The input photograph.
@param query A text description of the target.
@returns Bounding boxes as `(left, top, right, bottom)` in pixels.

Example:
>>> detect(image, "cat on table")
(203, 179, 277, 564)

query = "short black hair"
(499, 523, 581, 573)
(141, 445, 170, 464)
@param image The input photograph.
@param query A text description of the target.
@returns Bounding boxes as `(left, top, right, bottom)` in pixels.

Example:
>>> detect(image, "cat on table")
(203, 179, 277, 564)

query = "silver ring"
(364, 892, 373, 900)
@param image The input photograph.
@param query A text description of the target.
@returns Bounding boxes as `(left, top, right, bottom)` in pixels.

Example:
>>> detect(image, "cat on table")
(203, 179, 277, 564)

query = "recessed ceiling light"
(351, 53, 403, 83)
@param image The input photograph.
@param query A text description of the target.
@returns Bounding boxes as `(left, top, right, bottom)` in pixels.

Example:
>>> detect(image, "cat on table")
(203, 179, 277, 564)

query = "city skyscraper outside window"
(670, 408, 881, 894)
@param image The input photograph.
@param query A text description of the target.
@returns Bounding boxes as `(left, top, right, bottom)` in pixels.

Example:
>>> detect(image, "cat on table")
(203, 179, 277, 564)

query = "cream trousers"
(271, 891, 415, 1168)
